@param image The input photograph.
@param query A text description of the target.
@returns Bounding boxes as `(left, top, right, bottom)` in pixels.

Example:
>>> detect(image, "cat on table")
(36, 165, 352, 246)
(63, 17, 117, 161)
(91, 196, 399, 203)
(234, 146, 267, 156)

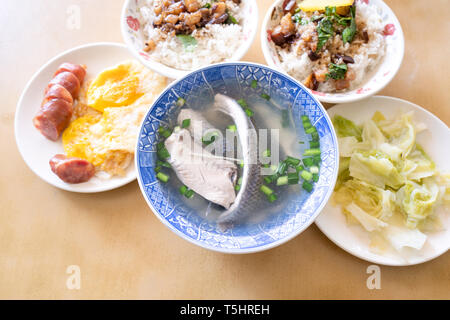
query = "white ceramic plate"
(15, 42, 138, 193)
(261, 0, 405, 104)
(121, 0, 259, 79)
(316, 96, 450, 266)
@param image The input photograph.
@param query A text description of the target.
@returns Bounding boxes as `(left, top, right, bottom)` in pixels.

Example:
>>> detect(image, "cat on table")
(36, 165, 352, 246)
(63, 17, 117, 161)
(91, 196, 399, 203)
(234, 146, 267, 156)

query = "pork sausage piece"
(49, 154, 95, 184)
(33, 63, 86, 141)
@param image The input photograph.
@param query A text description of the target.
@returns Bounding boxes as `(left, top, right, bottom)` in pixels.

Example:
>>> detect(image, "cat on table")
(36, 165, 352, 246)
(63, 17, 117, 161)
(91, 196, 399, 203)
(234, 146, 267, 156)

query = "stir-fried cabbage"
(349, 151, 405, 189)
(332, 112, 447, 254)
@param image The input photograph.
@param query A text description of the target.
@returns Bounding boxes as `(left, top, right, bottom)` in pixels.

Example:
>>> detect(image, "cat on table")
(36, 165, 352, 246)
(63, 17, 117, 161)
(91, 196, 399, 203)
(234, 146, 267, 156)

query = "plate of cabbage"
(316, 96, 449, 266)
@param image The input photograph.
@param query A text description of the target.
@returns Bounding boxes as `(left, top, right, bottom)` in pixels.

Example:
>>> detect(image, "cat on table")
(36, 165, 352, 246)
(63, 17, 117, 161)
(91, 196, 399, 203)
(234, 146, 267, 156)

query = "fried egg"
(62, 60, 167, 176)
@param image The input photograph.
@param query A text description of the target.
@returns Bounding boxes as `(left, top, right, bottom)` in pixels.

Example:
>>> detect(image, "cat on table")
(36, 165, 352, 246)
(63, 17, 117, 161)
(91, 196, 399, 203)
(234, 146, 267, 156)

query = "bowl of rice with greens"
(122, 0, 258, 79)
(261, 0, 404, 103)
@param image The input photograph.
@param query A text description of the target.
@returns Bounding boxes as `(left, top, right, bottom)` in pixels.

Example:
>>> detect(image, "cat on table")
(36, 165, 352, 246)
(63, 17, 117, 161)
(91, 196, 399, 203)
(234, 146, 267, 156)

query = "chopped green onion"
(277, 161, 288, 175)
(227, 124, 237, 132)
(296, 165, 304, 173)
(227, 14, 238, 24)
(305, 126, 317, 134)
(237, 177, 243, 185)
(310, 140, 320, 148)
(313, 155, 322, 165)
(285, 156, 301, 167)
(203, 3, 211, 8)
(302, 157, 314, 167)
(303, 148, 321, 157)
(237, 99, 248, 108)
(158, 126, 172, 138)
(262, 163, 270, 168)
(267, 193, 278, 203)
(310, 166, 319, 174)
(288, 172, 299, 185)
(303, 120, 312, 129)
(157, 160, 171, 168)
(235, 184, 241, 191)
(156, 172, 169, 183)
(251, 79, 258, 88)
(263, 149, 271, 158)
(156, 141, 165, 151)
(301, 170, 313, 181)
(155, 166, 161, 173)
(239, 160, 244, 168)
(301, 115, 310, 122)
(264, 176, 272, 184)
(181, 119, 190, 128)
(244, 108, 254, 117)
(276, 176, 289, 186)
(311, 131, 320, 141)
(176, 97, 186, 107)
(179, 185, 188, 195)
(260, 184, 274, 196)
(261, 93, 271, 100)
(202, 131, 219, 145)
(184, 189, 195, 199)
(157, 147, 170, 160)
(313, 173, 319, 182)
(302, 181, 313, 192)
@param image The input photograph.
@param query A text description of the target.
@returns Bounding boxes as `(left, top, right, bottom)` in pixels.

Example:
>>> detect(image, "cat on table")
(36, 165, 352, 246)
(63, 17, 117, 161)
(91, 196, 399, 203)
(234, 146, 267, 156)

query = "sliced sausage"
(53, 63, 86, 83)
(49, 154, 95, 184)
(42, 84, 73, 106)
(33, 99, 73, 141)
(46, 71, 80, 99)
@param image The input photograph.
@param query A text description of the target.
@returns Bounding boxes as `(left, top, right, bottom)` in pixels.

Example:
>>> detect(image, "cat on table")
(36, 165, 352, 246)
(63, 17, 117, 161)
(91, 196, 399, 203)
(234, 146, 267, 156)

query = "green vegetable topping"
(179, 185, 188, 195)
(181, 118, 190, 128)
(227, 13, 238, 24)
(301, 170, 313, 182)
(276, 176, 289, 186)
(237, 98, 248, 108)
(260, 184, 274, 196)
(184, 189, 195, 199)
(176, 34, 197, 52)
(158, 126, 172, 138)
(156, 172, 169, 183)
(267, 193, 278, 203)
(251, 79, 258, 88)
(342, 6, 357, 43)
(302, 181, 313, 192)
(316, 18, 334, 51)
(176, 97, 186, 107)
(261, 93, 271, 100)
(326, 63, 348, 80)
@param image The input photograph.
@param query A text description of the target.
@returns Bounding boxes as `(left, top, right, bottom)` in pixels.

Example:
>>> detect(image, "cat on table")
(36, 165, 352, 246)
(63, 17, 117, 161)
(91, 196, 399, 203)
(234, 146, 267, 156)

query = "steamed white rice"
(137, 0, 244, 71)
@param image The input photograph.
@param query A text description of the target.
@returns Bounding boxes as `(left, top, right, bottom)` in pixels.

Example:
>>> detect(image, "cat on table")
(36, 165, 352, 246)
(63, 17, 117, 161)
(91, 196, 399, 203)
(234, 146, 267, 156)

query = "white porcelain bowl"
(121, 0, 259, 79)
(261, 0, 404, 104)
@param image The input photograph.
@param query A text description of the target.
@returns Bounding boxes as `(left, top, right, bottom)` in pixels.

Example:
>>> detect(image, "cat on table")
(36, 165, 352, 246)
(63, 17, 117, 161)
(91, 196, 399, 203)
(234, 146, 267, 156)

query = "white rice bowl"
(272, 1, 386, 93)
(137, 0, 245, 71)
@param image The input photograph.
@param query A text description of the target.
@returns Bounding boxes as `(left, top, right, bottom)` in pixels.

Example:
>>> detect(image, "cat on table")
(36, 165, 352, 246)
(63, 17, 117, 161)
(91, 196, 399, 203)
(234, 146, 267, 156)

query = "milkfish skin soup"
(154, 86, 322, 230)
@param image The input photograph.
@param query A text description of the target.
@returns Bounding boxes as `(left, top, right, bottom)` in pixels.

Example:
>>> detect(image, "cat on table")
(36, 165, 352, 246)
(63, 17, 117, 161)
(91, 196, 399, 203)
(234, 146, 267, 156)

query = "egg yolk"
(62, 114, 104, 166)
(86, 63, 143, 112)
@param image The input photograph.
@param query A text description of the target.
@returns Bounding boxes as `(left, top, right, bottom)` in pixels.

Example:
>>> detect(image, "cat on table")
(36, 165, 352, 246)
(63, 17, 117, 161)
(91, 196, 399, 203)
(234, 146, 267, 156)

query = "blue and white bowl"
(136, 62, 339, 253)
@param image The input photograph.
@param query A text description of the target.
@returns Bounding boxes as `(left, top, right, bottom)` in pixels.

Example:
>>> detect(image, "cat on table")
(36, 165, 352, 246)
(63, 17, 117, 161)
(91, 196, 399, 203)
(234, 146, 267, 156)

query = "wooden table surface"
(1, 0, 449, 299)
